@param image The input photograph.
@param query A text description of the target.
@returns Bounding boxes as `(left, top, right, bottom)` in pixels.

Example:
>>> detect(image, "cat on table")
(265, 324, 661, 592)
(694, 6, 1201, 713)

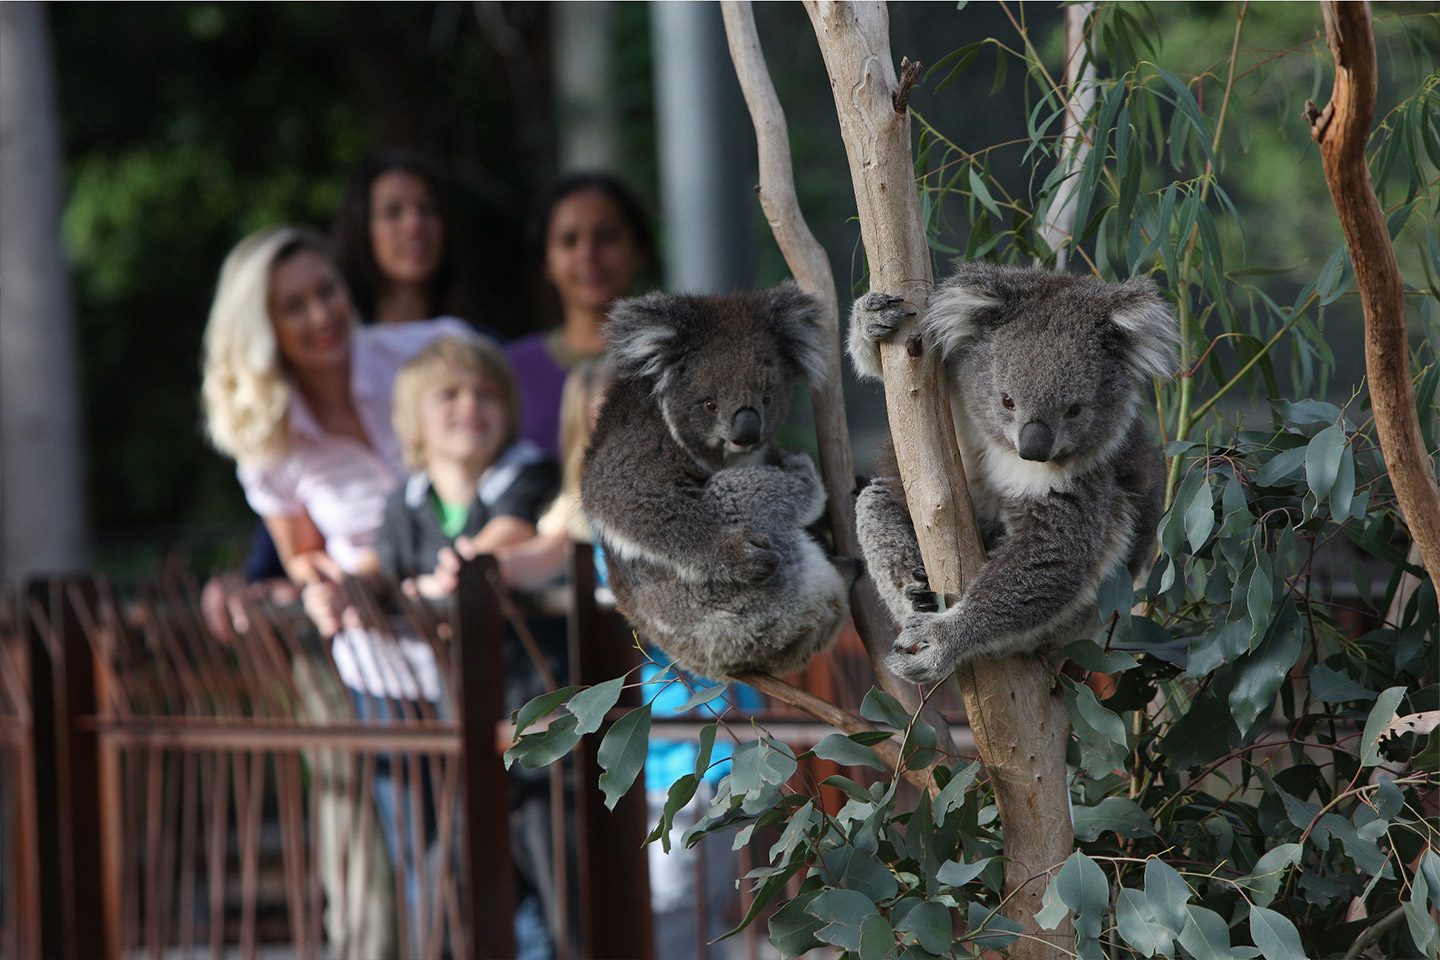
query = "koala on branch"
(850, 262, 1180, 684)
(583, 282, 861, 681)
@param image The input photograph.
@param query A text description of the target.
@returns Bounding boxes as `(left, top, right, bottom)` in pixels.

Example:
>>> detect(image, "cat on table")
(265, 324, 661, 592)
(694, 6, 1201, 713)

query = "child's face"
(418, 367, 506, 471)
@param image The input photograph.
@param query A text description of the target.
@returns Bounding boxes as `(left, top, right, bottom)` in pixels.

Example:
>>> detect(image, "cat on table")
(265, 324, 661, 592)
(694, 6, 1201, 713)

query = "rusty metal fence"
(1, 547, 939, 960)
(0, 551, 656, 960)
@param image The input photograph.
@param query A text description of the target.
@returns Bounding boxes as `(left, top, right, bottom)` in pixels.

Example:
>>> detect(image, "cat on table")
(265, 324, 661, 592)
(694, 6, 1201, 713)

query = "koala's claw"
(857, 291, 915, 344)
(904, 584, 939, 613)
(885, 612, 956, 684)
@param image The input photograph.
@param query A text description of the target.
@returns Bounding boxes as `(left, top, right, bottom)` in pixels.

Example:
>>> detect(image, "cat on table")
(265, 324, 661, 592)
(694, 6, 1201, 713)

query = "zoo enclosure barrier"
(0, 547, 918, 960)
(0, 550, 654, 960)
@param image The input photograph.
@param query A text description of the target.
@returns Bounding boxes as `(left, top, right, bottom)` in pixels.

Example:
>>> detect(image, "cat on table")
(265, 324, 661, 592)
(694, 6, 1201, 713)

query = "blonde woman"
(201, 225, 476, 958)
(202, 226, 475, 621)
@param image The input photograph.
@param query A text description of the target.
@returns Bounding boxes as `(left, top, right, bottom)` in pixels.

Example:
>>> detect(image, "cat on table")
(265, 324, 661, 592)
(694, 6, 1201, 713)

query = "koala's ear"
(607, 292, 685, 386)
(765, 281, 830, 385)
(1111, 278, 1181, 381)
(920, 265, 1002, 360)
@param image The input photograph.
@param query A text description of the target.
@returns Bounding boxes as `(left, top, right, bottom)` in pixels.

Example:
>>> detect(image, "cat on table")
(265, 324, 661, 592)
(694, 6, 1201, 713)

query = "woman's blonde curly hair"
(200, 226, 335, 465)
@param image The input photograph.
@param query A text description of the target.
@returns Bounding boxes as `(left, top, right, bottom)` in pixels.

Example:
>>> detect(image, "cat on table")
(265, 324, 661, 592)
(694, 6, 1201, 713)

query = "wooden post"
(454, 556, 516, 959)
(802, 4, 1073, 955)
(567, 544, 654, 960)
(28, 576, 109, 959)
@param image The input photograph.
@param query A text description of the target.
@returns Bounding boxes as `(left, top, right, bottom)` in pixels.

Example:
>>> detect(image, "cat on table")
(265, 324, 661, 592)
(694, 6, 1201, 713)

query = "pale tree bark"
(803, 3, 1072, 955)
(1308, 1, 1440, 583)
(0, 1, 89, 581)
(1037, 2, 1098, 269)
(719, 0, 958, 757)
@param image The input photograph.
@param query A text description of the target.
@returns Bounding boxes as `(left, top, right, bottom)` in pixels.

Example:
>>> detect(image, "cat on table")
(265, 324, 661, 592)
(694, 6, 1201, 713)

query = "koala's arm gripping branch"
(1310, 0, 1440, 582)
(805, 4, 1073, 956)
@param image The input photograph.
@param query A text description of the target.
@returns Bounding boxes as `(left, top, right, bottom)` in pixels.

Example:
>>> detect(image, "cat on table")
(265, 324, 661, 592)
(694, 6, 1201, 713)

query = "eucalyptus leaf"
(1116, 888, 1172, 958)
(1310, 662, 1377, 703)
(1056, 852, 1109, 939)
(1145, 858, 1192, 934)
(811, 733, 888, 771)
(936, 857, 992, 887)
(1241, 843, 1301, 907)
(861, 687, 913, 729)
(1305, 424, 1346, 500)
(1361, 686, 1407, 767)
(568, 677, 624, 735)
(1185, 472, 1216, 550)
(511, 686, 581, 737)
(596, 705, 651, 810)
(1249, 906, 1307, 960)
(966, 901, 1024, 950)
(1177, 904, 1235, 960)
(1072, 796, 1158, 841)
(504, 713, 581, 770)
(896, 899, 952, 955)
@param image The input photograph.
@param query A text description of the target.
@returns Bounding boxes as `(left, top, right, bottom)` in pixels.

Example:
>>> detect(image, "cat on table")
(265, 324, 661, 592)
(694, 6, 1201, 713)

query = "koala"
(582, 282, 860, 681)
(849, 262, 1179, 683)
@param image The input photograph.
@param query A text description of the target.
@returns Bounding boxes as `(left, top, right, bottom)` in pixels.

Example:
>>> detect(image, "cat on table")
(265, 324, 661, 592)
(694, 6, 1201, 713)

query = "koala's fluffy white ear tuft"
(1111, 279, 1181, 381)
(607, 292, 682, 387)
(920, 278, 1001, 361)
(766, 281, 830, 386)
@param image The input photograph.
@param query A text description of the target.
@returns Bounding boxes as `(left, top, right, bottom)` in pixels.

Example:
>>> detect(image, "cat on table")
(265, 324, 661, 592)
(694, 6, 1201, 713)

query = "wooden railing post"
(27, 576, 109, 959)
(453, 556, 516, 959)
(567, 544, 653, 960)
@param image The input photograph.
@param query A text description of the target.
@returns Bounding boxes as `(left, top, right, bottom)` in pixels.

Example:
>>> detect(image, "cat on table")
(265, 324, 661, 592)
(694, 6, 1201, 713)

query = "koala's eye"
(1001, 394, 1015, 410)
(1065, 403, 1083, 418)
(703, 399, 718, 412)
(762, 394, 772, 406)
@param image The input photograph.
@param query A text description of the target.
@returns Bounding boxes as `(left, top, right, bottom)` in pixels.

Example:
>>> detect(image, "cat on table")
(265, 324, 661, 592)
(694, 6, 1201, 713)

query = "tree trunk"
(1309, 0, 1440, 584)
(719, 0, 959, 757)
(0, 1, 89, 580)
(803, 3, 1072, 955)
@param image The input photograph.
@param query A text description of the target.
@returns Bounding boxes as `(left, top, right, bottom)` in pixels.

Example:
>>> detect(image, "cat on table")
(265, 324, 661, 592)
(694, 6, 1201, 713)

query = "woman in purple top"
(507, 172, 656, 455)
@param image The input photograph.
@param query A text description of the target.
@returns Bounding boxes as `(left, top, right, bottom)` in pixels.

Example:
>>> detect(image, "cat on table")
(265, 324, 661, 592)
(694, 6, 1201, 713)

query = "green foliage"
(509, 4, 1440, 957)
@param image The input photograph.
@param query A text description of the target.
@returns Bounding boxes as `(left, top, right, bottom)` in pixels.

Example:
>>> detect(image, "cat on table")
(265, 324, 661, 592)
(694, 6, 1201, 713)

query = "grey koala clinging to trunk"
(582, 282, 860, 681)
(850, 262, 1180, 684)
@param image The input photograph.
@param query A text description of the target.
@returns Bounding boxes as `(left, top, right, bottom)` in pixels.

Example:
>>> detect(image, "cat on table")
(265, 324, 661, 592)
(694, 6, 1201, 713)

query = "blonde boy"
(377, 336, 559, 597)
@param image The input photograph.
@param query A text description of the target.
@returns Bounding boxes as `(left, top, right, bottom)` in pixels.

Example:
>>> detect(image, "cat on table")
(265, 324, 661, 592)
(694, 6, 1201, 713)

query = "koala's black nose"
(729, 407, 762, 447)
(1018, 421, 1054, 462)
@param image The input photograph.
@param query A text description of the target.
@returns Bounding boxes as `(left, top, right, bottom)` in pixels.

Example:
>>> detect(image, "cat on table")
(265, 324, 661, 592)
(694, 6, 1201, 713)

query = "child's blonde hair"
(539, 357, 615, 540)
(392, 336, 518, 471)
(201, 226, 336, 465)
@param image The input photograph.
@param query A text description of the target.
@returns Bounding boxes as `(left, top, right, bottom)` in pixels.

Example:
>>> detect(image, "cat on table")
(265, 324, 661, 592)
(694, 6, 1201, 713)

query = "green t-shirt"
(434, 496, 470, 539)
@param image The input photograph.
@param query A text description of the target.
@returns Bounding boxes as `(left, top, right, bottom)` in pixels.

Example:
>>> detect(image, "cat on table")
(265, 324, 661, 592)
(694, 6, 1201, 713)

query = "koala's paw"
(885, 612, 956, 684)
(778, 449, 820, 482)
(856, 292, 914, 344)
(903, 566, 939, 612)
(728, 530, 780, 583)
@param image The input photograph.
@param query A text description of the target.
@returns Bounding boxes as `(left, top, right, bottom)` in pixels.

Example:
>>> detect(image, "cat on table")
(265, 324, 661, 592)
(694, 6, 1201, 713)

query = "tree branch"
(802, 3, 1072, 956)
(734, 671, 934, 793)
(719, 0, 956, 752)
(1311, 0, 1440, 582)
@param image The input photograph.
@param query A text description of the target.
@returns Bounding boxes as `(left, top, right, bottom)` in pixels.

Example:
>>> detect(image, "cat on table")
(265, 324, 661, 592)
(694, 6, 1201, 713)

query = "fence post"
(567, 544, 654, 960)
(453, 555, 516, 959)
(27, 576, 109, 959)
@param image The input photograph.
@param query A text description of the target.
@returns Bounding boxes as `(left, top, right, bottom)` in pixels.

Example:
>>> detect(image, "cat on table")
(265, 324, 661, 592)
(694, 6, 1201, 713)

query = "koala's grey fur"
(849, 262, 1179, 683)
(583, 282, 860, 680)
